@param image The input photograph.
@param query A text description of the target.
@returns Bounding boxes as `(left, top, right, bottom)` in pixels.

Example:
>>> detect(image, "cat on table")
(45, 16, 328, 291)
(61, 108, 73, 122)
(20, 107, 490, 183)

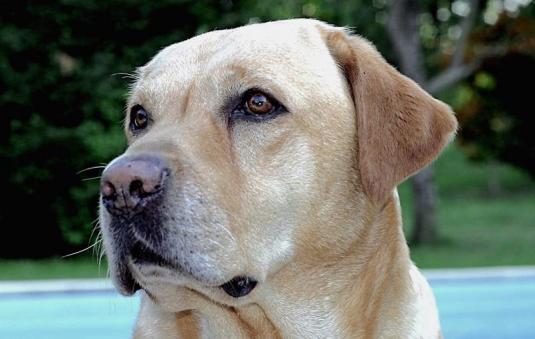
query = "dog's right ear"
(318, 24, 457, 204)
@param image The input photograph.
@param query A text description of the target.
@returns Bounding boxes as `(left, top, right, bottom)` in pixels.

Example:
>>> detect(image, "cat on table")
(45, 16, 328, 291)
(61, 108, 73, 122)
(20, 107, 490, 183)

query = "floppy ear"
(320, 25, 458, 204)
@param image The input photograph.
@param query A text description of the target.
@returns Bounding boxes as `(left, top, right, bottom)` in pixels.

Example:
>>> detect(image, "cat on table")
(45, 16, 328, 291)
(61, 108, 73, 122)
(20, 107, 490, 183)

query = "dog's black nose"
(101, 155, 168, 212)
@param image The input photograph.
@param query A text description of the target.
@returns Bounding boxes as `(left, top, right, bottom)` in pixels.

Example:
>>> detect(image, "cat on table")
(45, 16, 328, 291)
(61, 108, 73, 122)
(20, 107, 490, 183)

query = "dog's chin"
(111, 243, 259, 303)
(111, 258, 204, 299)
(110, 265, 259, 311)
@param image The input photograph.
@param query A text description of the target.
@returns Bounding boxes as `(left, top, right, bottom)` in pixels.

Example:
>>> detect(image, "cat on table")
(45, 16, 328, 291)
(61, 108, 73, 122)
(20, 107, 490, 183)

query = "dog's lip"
(129, 241, 176, 269)
(127, 243, 222, 288)
(125, 242, 259, 299)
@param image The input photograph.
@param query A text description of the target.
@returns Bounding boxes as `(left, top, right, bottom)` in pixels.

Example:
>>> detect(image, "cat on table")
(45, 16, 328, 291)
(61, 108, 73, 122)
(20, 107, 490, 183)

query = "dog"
(99, 19, 457, 338)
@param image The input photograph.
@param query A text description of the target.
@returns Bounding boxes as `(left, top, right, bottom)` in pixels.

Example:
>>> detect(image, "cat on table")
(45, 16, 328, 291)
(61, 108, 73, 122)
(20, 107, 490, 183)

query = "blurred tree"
(456, 6, 535, 178)
(386, 0, 531, 244)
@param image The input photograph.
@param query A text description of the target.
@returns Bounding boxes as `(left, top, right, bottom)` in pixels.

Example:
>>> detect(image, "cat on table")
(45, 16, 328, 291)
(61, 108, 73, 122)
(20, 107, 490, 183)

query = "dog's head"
(99, 19, 456, 308)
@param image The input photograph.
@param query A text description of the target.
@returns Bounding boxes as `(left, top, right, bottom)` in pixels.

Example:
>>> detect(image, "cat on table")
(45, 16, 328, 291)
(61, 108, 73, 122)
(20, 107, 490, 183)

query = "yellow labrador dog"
(99, 19, 457, 338)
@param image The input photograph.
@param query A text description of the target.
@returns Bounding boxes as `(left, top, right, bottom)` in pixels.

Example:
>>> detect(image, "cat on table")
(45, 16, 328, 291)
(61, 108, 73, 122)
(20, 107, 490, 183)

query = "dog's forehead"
(135, 20, 329, 87)
(127, 19, 351, 118)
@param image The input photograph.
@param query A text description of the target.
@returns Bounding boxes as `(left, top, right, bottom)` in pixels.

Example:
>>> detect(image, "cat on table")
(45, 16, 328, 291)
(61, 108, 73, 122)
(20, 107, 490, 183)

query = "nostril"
(129, 179, 144, 197)
(101, 181, 116, 199)
(100, 155, 168, 214)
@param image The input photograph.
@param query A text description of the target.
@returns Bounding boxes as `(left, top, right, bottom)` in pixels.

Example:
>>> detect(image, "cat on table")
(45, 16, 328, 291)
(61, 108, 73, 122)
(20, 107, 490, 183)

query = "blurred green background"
(1, 0, 533, 280)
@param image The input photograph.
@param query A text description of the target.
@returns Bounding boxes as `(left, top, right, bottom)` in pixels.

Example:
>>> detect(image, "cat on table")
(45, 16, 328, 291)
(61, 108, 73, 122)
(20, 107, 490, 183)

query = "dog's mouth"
(130, 241, 176, 269)
(126, 242, 257, 298)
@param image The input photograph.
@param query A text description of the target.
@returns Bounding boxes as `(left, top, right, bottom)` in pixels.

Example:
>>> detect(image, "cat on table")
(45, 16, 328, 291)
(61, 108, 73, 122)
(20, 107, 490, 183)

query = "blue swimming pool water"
(431, 276, 535, 339)
(0, 291, 139, 339)
(1, 275, 534, 338)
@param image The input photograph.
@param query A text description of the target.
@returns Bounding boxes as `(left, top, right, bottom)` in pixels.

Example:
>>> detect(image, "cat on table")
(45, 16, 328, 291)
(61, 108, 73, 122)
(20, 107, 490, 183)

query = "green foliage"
(454, 5, 535, 176)
(457, 54, 535, 175)
(440, 4, 535, 177)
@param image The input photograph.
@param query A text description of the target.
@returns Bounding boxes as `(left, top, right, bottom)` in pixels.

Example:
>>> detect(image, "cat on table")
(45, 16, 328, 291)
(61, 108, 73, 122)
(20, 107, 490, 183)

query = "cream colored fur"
(101, 19, 456, 339)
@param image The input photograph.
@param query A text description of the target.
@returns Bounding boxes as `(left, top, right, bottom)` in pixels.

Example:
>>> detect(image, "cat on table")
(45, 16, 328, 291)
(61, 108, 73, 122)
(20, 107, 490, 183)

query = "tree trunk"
(410, 167, 438, 244)
(386, 0, 485, 244)
(386, 0, 439, 244)
(486, 160, 501, 198)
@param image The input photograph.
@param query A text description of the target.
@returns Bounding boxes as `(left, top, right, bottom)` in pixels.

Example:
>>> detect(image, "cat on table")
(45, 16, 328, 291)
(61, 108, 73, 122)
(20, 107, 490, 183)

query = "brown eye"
(130, 105, 149, 131)
(246, 93, 273, 115)
(231, 90, 285, 122)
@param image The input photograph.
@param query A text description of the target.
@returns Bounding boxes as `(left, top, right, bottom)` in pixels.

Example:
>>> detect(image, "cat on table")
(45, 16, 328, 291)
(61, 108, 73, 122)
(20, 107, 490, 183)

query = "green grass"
(0, 145, 533, 280)
(0, 257, 108, 280)
(399, 145, 535, 268)
(408, 195, 535, 268)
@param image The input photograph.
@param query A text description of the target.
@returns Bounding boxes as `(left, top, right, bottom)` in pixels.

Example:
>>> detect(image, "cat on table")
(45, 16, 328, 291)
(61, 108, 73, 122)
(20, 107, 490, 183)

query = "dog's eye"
(232, 90, 284, 122)
(245, 93, 273, 115)
(130, 105, 149, 131)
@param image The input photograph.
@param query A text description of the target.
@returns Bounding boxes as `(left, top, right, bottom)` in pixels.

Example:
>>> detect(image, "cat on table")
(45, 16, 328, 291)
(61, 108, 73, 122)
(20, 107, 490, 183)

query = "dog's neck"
(256, 193, 412, 338)
(170, 193, 414, 339)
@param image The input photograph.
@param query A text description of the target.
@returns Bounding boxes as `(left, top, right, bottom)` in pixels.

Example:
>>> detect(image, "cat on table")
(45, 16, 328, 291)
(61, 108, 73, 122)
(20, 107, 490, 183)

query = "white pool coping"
(0, 278, 114, 295)
(423, 265, 535, 281)
(1, 266, 534, 295)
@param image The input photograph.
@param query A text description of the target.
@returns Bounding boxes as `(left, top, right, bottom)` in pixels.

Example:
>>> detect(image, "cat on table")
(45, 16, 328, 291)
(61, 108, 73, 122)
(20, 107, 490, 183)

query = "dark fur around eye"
(130, 105, 150, 132)
(229, 89, 287, 123)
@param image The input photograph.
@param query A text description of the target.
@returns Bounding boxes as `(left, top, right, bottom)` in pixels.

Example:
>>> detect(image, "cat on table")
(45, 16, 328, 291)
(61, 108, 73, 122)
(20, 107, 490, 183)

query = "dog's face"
(99, 19, 456, 309)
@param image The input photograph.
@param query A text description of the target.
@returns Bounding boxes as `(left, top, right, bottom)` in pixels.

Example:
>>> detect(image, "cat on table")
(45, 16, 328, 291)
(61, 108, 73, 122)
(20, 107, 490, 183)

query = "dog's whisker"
(88, 218, 101, 245)
(215, 223, 237, 244)
(82, 176, 102, 181)
(206, 238, 225, 250)
(77, 165, 106, 175)
(96, 234, 106, 274)
(92, 237, 101, 258)
(62, 240, 102, 258)
(89, 226, 106, 276)
(111, 72, 140, 81)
